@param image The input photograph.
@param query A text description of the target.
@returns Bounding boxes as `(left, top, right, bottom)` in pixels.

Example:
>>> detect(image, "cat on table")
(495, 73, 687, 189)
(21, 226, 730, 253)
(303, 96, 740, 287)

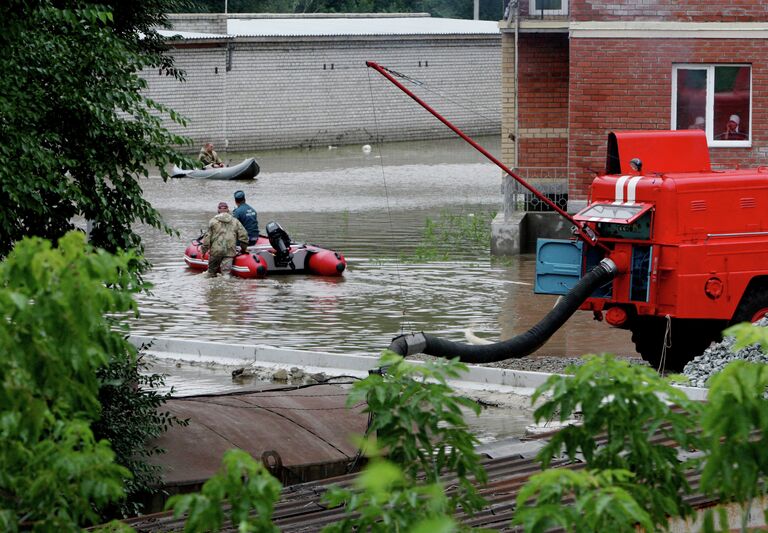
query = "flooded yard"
(134, 135, 635, 359)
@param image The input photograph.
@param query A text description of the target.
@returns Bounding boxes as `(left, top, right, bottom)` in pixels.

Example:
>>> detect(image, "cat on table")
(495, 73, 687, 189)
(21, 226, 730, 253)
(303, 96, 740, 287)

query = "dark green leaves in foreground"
(0, 1, 192, 257)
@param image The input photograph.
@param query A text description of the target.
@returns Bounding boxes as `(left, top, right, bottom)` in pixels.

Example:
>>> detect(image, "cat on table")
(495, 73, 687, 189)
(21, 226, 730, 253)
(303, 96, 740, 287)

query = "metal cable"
(366, 68, 412, 335)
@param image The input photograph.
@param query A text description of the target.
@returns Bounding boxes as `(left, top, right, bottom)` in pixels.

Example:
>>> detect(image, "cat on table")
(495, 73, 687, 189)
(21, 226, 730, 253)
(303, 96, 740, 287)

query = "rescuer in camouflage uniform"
(200, 202, 248, 277)
(199, 142, 224, 168)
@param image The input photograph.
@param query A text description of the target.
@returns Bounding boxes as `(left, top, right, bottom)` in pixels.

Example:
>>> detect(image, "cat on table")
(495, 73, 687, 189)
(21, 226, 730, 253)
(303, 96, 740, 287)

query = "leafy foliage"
(94, 352, 188, 518)
(512, 468, 654, 533)
(0, 1, 193, 258)
(166, 449, 282, 533)
(699, 360, 768, 532)
(323, 456, 457, 533)
(408, 210, 496, 262)
(345, 352, 488, 515)
(530, 354, 701, 528)
(0, 232, 142, 531)
(724, 321, 768, 353)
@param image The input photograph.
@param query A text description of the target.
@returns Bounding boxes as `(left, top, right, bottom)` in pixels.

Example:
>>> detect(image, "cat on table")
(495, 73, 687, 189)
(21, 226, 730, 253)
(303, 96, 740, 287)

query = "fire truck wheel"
(630, 317, 724, 373)
(730, 286, 768, 324)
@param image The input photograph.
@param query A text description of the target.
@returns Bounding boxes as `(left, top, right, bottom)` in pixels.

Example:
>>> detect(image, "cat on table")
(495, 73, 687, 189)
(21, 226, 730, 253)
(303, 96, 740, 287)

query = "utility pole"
(225, 0, 228, 14)
(474, 0, 479, 19)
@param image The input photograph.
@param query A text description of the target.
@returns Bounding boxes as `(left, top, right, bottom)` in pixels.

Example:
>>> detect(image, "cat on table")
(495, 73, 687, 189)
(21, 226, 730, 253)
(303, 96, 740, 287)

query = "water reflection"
(134, 135, 635, 358)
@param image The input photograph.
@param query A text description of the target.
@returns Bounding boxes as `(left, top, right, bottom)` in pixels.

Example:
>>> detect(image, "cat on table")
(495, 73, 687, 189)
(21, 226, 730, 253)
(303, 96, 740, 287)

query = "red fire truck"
(536, 130, 768, 370)
(368, 61, 768, 371)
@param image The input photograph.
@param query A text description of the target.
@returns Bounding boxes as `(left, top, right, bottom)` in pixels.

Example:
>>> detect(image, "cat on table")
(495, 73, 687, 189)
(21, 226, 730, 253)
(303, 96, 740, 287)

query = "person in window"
(688, 116, 705, 130)
(716, 114, 747, 140)
(198, 142, 225, 168)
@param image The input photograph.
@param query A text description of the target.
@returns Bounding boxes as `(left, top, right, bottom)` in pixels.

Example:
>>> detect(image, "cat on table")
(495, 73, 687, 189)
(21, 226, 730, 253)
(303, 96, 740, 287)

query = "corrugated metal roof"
(146, 384, 368, 488)
(124, 449, 723, 533)
(157, 29, 232, 40)
(122, 422, 747, 532)
(227, 17, 501, 37)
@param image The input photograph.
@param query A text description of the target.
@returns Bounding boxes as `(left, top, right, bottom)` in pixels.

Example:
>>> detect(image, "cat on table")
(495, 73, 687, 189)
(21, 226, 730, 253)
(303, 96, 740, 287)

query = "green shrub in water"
(407, 210, 496, 262)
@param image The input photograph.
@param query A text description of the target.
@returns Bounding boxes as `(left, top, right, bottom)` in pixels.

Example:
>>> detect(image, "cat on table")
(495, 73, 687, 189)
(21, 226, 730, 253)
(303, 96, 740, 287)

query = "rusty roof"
(127, 448, 720, 533)
(148, 384, 368, 488)
(126, 412, 732, 533)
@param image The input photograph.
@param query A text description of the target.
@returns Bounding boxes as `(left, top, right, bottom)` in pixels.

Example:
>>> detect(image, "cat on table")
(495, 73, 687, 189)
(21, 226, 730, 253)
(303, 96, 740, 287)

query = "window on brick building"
(529, 0, 568, 15)
(672, 64, 751, 147)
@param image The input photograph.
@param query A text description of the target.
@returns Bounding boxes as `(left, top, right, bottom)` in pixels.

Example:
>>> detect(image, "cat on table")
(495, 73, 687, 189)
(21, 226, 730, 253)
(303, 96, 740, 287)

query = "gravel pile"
(412, 353, 645, 375)
(682, 318, 768, 388)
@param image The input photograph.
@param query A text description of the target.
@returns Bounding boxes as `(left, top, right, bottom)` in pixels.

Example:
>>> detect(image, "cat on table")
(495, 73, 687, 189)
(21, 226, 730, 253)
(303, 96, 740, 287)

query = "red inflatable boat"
(183, 222, 346, 279)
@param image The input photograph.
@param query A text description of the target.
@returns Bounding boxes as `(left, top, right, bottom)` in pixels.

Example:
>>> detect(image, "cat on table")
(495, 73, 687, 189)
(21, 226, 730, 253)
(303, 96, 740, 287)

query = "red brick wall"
(568, 38, 768, 200)
(571, 0, 768, 22)
(518, 33, 569, 168)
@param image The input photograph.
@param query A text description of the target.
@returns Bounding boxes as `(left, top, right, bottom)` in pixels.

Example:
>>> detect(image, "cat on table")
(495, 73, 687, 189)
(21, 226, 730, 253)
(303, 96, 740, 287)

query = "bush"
(0, 232, 141, 530)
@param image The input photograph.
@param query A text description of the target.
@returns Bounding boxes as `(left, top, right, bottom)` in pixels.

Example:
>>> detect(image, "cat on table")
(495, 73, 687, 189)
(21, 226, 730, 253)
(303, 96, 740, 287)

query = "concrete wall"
(166, 13, 227, 33)
(143, 34, 501, 152)
(144, 45, 229, 150)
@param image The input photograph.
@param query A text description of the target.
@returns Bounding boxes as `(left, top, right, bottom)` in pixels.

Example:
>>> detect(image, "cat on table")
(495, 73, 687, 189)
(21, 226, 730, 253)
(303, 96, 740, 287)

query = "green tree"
(528, 354, 701, 529)
(0, 1, 192, 258)
(0, 232, 142, 531)
(323, 455, 458, 533)
(340, 352, 488, 516)
(699, 358, 768, 533)
(512, 469, 654, 533)
(166, 449, 282, 533)
(94, 352, 188, 518)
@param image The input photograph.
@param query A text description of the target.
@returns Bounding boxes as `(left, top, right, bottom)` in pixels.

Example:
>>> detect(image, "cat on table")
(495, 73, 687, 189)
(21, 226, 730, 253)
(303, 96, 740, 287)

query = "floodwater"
(135, 134, 638, 442)
(148, 357, 534, 443)
(134, 134, 635, 360)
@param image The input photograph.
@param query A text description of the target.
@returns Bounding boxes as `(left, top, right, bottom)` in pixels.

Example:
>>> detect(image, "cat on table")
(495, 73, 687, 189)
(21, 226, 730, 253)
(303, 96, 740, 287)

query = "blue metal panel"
(535, 239, 583, 295)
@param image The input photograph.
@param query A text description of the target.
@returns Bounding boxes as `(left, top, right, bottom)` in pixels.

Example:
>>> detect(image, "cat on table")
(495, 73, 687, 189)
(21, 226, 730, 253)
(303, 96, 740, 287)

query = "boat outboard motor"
(266, 221, 295, 269)
(388, 258, 618, 363)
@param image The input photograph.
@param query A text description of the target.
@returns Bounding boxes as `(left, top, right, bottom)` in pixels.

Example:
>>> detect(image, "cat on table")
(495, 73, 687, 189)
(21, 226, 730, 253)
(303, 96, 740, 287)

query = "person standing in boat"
(200, 202, 248, 277)
(198, 142, 225, 169)
(232, 190, 260, 245)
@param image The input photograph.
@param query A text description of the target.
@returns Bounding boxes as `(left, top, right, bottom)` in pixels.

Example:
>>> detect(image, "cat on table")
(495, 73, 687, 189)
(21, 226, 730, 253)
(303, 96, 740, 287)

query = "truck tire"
(630, 317, 725, 372)
(730, 286, 768, 324)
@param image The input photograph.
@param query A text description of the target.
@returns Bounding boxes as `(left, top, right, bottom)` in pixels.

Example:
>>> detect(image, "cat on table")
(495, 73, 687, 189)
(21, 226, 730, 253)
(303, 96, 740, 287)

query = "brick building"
(501, 0, 768, 214)
(145, 13, 501, 152)
(492, 0, 768, 253)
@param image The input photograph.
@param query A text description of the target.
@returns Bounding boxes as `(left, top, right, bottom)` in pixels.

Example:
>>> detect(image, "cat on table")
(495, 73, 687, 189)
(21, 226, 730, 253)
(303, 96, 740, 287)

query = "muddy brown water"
(135, 135, 635, 440)
(134, 135, 635, 358)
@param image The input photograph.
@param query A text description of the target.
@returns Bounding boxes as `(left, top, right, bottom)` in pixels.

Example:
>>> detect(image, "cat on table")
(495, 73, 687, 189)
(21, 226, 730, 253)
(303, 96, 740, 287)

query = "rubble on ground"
(683, 317, 768, 388)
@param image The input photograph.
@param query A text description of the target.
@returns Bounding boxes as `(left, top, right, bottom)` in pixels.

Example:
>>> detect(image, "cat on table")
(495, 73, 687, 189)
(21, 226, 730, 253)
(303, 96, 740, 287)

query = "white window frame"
(529, 0, 568, 16)
(671, 63, 752, 148)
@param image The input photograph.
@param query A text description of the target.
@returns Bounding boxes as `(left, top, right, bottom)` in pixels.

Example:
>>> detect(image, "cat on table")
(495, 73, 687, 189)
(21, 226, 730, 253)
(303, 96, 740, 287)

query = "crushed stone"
(682, 317, 768, 388)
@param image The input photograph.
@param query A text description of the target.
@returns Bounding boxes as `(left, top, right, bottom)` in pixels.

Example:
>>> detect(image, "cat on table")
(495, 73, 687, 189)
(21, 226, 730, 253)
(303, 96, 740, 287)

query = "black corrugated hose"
(387, 258, 617, 364)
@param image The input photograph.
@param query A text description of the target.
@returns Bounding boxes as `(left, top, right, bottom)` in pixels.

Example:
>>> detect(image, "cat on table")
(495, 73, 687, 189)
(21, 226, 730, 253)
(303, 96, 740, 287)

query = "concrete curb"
(128, 335, 708, 401)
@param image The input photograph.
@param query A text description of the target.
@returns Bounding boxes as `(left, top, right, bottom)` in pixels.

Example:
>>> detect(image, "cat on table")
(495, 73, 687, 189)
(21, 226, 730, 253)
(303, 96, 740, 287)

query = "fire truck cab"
(536, 130, 768, 370)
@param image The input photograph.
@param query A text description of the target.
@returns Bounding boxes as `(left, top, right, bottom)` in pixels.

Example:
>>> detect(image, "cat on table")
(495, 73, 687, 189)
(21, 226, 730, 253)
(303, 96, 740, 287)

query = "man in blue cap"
(232, 190, 259, 245)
